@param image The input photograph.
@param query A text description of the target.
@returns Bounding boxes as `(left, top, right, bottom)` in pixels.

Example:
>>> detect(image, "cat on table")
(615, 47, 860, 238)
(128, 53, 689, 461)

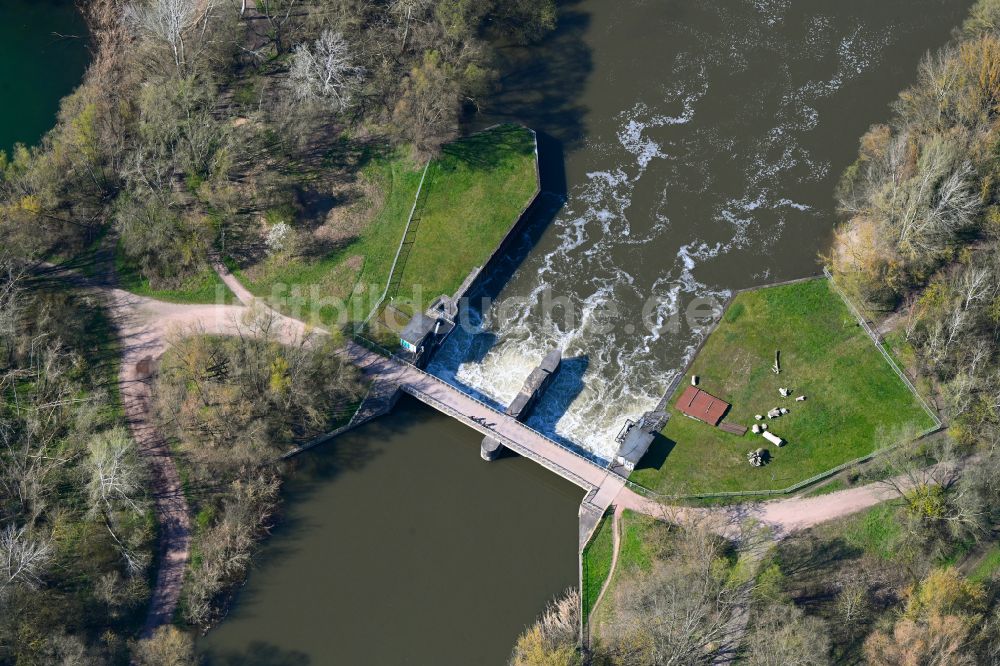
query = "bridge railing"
(351, 331, 613, 484)
(400, 383, 597, 490)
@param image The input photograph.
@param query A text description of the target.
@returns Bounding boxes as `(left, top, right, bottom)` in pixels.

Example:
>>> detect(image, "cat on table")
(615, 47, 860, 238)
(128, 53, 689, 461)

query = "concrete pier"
(480, 435, 504, 461)
(481, 348, 561, 461)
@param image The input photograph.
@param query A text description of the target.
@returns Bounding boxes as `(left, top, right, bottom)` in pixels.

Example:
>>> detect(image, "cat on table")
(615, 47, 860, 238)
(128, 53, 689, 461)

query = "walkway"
(611, 464, 941, 539)
(211, 261, 627, 504)
(51, 266, 315, 637)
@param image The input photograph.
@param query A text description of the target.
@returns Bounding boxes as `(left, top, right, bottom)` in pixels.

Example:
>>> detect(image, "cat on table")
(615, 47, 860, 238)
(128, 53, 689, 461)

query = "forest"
(0, 0, 554, 662)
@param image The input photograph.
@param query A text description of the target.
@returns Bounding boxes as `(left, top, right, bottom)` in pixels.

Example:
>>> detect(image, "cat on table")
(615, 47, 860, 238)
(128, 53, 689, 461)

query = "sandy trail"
(53, 256, 936, 636)
(103, 280, 312, 636)
(612, 468, 927, 540)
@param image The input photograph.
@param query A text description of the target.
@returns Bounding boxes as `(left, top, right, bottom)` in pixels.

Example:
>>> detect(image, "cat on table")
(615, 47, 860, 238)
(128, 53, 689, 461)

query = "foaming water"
(429, 0, 971, 461)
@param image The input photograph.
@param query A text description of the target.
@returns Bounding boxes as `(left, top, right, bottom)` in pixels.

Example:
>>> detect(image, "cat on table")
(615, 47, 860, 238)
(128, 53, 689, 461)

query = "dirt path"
(97, 261, 946, 635)
(106, 289, 247, 636)
(612, 465, 939, 540)
(102, 283, 312, 636)
(589, 505, 623, 620)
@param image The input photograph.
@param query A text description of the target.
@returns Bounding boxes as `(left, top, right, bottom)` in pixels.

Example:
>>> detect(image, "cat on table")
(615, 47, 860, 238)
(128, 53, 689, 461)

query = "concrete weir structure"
(481, 348, 562, 461)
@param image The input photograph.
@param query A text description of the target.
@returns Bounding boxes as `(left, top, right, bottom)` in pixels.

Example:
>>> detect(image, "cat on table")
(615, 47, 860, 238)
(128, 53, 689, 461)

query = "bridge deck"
(346, 342, 621, 494)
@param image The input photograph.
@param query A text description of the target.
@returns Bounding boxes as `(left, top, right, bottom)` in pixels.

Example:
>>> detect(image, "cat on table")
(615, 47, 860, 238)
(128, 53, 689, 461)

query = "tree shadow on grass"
(439, 124, 537, 171)
(777, 533, 864, 582)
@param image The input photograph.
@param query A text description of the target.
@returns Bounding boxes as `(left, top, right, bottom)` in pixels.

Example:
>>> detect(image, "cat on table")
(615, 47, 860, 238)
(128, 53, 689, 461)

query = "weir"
(481, 348, 562, 461)
(344, 340, 626, 546)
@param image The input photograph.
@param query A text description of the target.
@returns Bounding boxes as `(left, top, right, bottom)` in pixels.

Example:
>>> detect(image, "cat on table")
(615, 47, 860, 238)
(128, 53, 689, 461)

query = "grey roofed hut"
(400, 313, 437, 353)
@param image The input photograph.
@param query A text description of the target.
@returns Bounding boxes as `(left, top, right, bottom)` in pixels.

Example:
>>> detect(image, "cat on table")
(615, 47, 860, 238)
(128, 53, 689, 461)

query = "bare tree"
(509, 588, 580, 666)
(288, 30, 365, 112)
(86, 427, 145, 517)
(132, 625, 196, 666)
(389, 0, 432, 53)
(596, 523, 756, 665)
(123, 0, 219, 72)
(0, 524, 52, 594)
(741, 602, 831, 666)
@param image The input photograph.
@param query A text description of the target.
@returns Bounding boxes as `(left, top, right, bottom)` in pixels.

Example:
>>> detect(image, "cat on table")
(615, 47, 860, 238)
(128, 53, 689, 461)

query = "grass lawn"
(237, 124, 538, 330)
(629, 278, 936, 495)
(842, 502, 902, 561)
(970, 544, 1000, 583)
(591, 510, 671, 630)
(116, 243, 235, 305)
(802, 477, 849, 497)
(392, 124, 538, 315)
(236, 150, 425, 327)
(582, 512, 615, 620)
(882, 329, 937, 404)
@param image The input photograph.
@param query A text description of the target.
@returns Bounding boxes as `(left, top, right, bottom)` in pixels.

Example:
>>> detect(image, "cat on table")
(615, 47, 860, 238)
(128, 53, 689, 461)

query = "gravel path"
(103, 283, 311, 636)
(612, 474, 913, 540)
(89, 260, 937, 636)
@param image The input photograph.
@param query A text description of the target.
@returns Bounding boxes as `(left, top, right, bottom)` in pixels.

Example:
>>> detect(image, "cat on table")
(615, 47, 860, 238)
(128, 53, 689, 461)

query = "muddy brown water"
(431, 0, 975, 463)
(201, 1, 975, 663)
(198, 397, 582, 665)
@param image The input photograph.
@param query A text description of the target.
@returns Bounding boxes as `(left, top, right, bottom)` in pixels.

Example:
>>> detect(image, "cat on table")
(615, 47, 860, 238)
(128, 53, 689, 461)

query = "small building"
(676, 386, 730, 426)
(400, 313, 436, 353)
(399, 313, 453, 367)
(613, 418, 657, 471)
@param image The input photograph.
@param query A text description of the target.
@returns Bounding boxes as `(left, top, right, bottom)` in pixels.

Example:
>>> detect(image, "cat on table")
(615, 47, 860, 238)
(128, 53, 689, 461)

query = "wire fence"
(623, 270, 944, 502)
(823, 267, 942, 429)
(364, 160, 431, 325)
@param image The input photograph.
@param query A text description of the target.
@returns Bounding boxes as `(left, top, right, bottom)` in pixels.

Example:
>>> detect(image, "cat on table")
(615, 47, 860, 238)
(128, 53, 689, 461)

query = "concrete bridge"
(344, 340, 626, 545)
(206, 261, 625, 545)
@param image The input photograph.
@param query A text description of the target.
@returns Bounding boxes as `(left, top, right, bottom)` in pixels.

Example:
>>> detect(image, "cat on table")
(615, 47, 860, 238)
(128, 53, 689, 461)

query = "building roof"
(676, 386, 730, 426)
(615, 422, 656, 468)
(400, 313, 437, 345)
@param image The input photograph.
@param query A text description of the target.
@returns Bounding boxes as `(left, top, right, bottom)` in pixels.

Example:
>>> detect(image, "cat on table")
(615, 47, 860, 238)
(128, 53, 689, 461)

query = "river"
(10, 1, 974, 664)
(430, 0, 974, 462)
(1, 0, 89, 154)
(206, 2, 972, 663)
(198, 398, 581, 665)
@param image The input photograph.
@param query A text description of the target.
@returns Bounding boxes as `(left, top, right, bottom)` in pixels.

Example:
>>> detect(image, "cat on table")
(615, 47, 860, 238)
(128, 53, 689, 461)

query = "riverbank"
(198, 396, 582, 665)
(629, 277, 936, 497)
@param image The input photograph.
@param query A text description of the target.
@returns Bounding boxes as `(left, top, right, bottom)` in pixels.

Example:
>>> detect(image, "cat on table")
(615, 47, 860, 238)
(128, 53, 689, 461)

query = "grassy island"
(629, 278, 936, 496)
(237, 124, 538, 328)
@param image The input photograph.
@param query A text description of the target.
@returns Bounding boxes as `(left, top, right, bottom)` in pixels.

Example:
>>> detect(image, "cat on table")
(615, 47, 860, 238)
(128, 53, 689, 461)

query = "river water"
(1, 0, 88, 154)
(205, 2, 973, 664)
(430, 0, 974, 462)
(198, 398, 581, 665)
(11, 1, 974, 664)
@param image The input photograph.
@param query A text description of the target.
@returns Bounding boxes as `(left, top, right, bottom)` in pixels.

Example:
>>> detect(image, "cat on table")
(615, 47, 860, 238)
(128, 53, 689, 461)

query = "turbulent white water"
(427, 0, 951, 461)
